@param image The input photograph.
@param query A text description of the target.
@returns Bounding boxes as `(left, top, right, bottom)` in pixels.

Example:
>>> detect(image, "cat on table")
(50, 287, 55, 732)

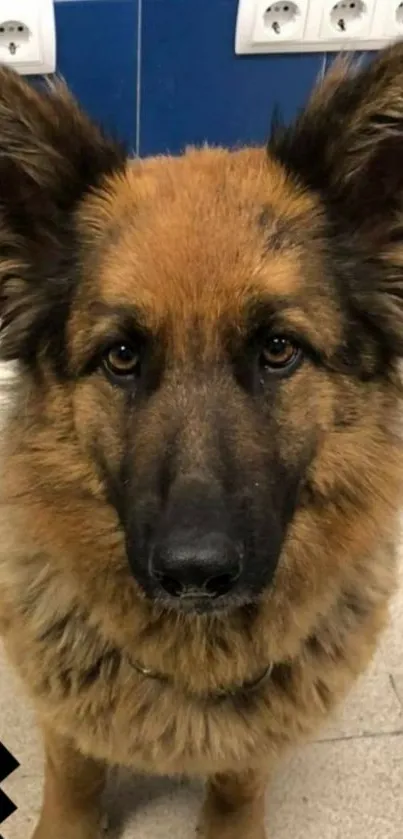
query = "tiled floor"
(1, 567, 403, 839)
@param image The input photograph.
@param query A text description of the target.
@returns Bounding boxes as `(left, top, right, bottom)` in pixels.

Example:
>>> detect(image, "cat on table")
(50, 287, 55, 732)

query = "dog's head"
(1, 50, 403, 643)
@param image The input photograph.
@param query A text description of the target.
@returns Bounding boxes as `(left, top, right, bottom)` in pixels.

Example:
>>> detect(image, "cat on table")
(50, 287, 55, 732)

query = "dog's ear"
(270, 43, 403, 356)
(0, 67, 126, 367)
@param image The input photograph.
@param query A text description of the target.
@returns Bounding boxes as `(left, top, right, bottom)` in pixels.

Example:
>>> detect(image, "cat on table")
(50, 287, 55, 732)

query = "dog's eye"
(103, 343, 140, 381)
(260, 336, 302, 374)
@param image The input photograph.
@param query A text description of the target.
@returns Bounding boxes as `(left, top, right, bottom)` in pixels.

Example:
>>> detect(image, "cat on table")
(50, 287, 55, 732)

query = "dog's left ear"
(0, 67, 126, 365)
(270, 43, 403, 355)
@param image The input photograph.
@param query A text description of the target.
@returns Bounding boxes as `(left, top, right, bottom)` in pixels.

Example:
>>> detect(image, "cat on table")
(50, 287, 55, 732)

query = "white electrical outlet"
(0, 0, 56, 74)
(384, 0, 403, 37)
(397, 2, 403, 30)
(235, 0, 401, 53)
(253, 2, 309, 42)
(320, 1, 376, 41)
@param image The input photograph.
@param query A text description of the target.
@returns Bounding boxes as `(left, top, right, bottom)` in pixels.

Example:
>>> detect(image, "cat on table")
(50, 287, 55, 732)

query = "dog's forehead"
(78, 146, 336, 341)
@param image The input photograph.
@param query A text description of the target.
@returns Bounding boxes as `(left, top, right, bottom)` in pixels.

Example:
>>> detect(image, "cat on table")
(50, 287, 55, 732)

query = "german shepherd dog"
(1, 43, 403, 839)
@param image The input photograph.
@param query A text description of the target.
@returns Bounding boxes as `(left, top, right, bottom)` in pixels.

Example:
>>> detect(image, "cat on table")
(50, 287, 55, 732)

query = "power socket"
(319, 0, 377, 41)
(384, 0, 403, 36)
(252, 2, 309, 42)
(235, 0, 399, 53)
(0, 0, 56, 74)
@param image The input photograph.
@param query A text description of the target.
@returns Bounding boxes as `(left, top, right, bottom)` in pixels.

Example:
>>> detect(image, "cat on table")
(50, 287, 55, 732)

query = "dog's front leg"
(32, 722, 106, 839)
(198, 767, 269, 839)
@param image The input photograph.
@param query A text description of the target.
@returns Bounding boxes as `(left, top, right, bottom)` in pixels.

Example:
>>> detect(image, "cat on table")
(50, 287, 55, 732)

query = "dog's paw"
(32, 812, 107, 839)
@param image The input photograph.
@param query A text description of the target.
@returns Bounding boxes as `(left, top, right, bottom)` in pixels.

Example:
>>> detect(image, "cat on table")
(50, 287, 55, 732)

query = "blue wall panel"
(51, 2, 344, 159)
(55, 0, 137, 149)
(140, 0, 325, 156)
(50, 3, 374, 159)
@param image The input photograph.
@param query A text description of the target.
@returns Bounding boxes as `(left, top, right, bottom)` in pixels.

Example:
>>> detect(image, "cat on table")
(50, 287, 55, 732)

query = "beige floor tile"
(388, 672, 403, 710)
(316, 670, 403, 742)
(268, 735, 403, 839)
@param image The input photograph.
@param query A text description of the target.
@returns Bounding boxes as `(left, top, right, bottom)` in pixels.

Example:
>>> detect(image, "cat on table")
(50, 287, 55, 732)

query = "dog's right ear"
(0, 66, 125, 220)
(0, 67, 126, 365)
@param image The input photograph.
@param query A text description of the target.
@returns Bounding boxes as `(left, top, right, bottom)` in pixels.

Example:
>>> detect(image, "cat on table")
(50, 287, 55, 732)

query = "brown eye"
(261, 335, 302, 373)
(103, 343, 140, 379)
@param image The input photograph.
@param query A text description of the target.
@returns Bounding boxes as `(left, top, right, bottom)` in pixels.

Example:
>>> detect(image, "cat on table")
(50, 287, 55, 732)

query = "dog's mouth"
(152, 587, 256, 616)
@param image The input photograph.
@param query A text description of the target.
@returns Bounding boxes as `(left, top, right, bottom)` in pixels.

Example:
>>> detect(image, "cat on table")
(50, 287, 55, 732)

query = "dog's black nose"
(149, 531, 242, 601)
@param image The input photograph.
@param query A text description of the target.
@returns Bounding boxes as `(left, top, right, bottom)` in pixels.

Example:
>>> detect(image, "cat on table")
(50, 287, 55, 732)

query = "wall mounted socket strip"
(0, 0, 56, 74)
(236, 0, 401, 54)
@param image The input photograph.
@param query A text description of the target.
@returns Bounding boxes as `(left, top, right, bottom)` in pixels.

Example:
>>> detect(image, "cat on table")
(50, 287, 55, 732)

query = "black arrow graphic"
(0, 740, 19, 832)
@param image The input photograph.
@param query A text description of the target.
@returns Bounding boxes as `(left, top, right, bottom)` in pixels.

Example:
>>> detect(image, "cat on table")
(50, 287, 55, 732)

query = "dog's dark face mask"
(104, 355, 310, 614)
